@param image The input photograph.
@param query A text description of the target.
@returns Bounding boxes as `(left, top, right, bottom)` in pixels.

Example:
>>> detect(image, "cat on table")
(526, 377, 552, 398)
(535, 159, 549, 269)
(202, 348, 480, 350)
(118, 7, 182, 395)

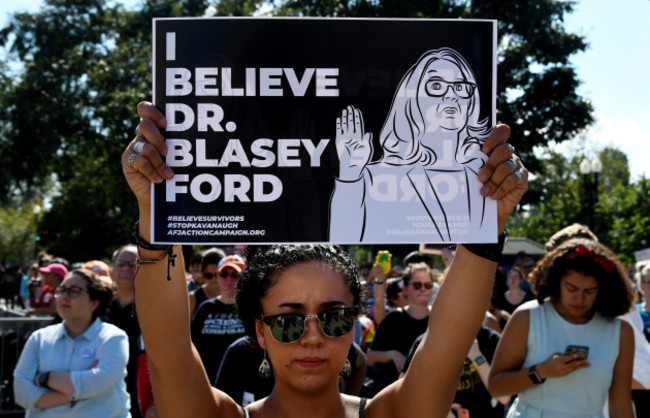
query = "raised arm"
(121, 102, 241, 418)
(367, 125, 528, 418)
(329, 105, 373, 242)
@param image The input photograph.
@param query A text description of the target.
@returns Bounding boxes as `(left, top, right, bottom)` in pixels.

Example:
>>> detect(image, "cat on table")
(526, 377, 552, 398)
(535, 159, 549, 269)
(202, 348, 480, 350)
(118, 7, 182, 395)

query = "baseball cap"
(217, 255, 246, 273)
(38, 263, 68, 279)
(84, 260, 110, 277)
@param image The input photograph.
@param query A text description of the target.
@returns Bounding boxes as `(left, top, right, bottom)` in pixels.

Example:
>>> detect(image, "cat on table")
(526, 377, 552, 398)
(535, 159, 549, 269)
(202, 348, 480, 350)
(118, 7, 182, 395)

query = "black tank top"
(243, 398, 367, 418)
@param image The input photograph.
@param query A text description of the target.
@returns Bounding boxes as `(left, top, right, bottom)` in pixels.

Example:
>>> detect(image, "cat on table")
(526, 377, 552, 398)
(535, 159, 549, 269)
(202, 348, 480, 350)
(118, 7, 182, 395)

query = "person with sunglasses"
(191, 254, 247, 385)
(122, 101, 526, 418)
(364, 262, 436, 396)
(330, 47, 496, 244)
(189, 247, 226, 317)
(13, 269, 130, 416)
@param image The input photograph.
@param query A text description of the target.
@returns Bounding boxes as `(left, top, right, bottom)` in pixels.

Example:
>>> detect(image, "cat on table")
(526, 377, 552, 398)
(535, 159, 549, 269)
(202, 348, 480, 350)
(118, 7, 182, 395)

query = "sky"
(1, 0, 648, 180)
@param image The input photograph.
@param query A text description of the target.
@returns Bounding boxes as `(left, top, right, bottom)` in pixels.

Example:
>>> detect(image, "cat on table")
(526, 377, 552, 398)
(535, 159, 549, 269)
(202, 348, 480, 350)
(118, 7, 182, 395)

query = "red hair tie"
(566, 244, 616, 272)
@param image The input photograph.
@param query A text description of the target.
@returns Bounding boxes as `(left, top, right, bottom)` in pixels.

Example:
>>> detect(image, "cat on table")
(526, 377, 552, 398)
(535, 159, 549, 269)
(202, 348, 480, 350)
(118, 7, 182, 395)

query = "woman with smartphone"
(123, 102, 527, 418)
(488, 239, 635, 417)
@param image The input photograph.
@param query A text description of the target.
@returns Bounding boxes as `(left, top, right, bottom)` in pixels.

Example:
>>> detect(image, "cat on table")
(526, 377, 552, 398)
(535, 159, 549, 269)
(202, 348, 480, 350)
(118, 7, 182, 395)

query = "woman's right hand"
(121, 102, 174, 207)
(335, 105, 372, 181)
(536, 352, 590, 379)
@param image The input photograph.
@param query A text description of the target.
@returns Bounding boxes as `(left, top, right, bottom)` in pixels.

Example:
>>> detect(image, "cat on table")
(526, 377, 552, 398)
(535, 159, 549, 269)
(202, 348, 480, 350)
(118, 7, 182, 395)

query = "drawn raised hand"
(335, 105, 373, 181)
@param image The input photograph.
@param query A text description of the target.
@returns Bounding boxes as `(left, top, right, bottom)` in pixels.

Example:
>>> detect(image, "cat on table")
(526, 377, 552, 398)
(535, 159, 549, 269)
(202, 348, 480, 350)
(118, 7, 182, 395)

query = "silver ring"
(135, 125, 141, 137)
(133, 141, 146, 154)
(127, 153, 136, 168)
(515, 171, 522, 185)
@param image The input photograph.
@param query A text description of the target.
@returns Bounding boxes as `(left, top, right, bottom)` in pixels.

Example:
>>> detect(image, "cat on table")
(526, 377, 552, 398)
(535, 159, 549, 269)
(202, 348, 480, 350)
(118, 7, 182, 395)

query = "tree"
(0, 0, 210, 261)
(0, 0, 594, 261)
(509, 147, 650, 264)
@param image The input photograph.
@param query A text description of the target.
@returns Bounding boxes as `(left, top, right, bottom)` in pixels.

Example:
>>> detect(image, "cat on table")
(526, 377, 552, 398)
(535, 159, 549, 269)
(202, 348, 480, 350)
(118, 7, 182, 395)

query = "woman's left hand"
(477, 125, 528, 232)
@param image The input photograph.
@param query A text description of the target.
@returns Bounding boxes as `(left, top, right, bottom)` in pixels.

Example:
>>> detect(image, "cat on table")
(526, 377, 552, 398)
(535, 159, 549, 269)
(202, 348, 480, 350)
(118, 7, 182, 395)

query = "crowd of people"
(2, 211, 650, 418)
(0, 101, 648, 418)
(5, 220, 650, 417)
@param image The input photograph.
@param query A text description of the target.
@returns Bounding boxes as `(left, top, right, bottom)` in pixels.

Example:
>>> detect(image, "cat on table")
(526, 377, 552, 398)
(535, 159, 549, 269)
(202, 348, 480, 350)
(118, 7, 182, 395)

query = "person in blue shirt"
(489, 239, 635, 417)
(13, 268, 130, 417)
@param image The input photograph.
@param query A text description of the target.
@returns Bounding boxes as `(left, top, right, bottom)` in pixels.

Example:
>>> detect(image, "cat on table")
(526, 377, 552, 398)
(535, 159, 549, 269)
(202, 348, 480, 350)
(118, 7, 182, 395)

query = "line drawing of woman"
(329, 47, 497, 243)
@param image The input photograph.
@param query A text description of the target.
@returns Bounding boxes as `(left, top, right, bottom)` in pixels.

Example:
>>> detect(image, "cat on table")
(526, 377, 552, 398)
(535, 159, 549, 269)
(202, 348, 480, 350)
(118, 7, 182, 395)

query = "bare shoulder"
(502, 305, 531, 333)
(210, 387, 245, 418)
(364, 385, 400, 418)
(618, 318, 634, 345)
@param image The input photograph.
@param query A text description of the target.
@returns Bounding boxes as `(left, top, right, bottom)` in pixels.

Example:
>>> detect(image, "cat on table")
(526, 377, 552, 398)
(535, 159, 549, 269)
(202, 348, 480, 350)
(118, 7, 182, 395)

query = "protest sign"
(151, 17, 497, 244)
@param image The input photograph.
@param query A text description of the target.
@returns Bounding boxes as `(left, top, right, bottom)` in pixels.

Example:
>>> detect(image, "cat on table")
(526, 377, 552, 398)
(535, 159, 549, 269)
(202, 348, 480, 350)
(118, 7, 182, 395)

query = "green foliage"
(0, 0, 622, 264)
(509, 147, 650, 264)
(0, 195, 44, 266)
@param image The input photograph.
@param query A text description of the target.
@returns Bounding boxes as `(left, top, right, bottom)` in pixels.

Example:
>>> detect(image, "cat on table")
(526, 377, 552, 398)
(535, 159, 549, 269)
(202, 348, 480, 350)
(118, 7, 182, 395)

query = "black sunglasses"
(410, 281, 434, 290)
(260, 306, 358, 344)
(54, 286, 86, 298)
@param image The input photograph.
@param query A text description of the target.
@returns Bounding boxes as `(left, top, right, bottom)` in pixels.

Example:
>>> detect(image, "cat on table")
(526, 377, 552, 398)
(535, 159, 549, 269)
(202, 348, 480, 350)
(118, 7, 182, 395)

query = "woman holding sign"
(330, 47, 496, 243)
(122, 101, 526, 418)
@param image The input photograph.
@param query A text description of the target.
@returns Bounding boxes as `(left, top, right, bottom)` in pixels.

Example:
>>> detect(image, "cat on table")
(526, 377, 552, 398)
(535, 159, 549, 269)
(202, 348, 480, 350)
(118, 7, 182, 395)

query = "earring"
(259, 351, 272, 378)
(340, 358, 352, 378)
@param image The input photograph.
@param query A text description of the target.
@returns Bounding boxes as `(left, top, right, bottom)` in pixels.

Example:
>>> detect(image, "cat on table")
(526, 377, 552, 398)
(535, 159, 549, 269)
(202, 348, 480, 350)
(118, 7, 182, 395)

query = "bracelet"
(461, 230, 507, 263)
(133, 221, 172, 251)
(133, 221, 177, 281)
(136, 250, 168, 268)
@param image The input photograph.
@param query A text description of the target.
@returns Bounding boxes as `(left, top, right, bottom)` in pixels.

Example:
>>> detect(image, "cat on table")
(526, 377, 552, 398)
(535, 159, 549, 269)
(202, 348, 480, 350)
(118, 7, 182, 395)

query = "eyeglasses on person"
(54, 286, 86, 298)
(203, 270, 240, 280)
(410, 281, 434, 290)
(424, 79, 476, 99)
(260, 306, 359, 344)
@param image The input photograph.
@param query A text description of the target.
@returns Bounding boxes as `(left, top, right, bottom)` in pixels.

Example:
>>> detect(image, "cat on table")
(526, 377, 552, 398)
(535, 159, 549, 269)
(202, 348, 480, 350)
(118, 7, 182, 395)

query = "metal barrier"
(0, 314, 54, 415)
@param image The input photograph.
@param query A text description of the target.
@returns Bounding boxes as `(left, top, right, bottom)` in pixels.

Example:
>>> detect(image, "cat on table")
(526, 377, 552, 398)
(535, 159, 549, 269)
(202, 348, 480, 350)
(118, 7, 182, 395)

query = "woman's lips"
(295, 357, 325, 368)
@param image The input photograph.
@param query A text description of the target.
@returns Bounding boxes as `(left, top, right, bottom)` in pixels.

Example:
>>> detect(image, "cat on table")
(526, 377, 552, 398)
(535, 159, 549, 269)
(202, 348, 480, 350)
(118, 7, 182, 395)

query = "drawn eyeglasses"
(424, 80, 476, 99)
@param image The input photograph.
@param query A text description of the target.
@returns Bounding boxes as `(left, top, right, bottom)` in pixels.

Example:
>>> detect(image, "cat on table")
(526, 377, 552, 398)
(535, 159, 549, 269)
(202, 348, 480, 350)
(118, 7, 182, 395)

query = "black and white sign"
(151, 17, 497, 244)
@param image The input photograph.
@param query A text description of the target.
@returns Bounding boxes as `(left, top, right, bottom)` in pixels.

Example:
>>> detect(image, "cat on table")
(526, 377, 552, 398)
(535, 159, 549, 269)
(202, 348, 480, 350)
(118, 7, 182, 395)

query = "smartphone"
(565, 345, 589, 360)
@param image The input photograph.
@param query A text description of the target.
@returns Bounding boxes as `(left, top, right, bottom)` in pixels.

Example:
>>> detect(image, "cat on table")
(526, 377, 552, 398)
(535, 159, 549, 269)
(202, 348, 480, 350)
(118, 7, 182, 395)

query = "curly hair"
(235, 245, 366, 345)
(545, 223, 598, 252)
(529, 239, 634, 319)
(67, 269, 116, 320)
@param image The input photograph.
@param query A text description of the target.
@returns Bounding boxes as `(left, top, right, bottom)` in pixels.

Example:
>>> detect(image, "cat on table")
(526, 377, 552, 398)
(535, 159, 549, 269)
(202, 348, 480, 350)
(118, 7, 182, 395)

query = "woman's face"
(403, 270, 434, 307)
(555, 270, 599, 323)
(419, 58, 472, 133)
(216, 266, 239, 299)
(55, 274, 98, 323)
(202, 264, 220, 290)
(507, 271, 523, 290)
(255, 261, 355, 393)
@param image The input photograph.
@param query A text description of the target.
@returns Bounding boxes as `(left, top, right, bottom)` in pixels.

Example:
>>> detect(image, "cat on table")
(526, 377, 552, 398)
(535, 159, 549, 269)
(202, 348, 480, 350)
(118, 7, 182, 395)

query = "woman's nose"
(300, 317, 325, 344)
(443, 84, 458, 99)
